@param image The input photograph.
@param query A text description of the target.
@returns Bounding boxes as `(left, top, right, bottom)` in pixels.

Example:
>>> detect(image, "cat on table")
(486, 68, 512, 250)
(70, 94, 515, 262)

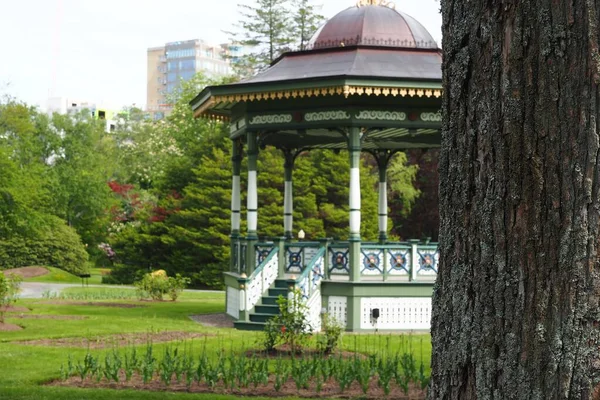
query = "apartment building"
(147, 39, 240, 120)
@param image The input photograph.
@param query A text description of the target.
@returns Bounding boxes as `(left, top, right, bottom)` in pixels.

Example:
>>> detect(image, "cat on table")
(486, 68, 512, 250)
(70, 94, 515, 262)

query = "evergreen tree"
(227, 0, 294, 75)
(290, 0, 326, 50)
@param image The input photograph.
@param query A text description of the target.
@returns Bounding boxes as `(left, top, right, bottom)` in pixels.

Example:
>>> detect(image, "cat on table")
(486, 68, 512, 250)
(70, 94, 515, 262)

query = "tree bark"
(430, 1, 600, 399)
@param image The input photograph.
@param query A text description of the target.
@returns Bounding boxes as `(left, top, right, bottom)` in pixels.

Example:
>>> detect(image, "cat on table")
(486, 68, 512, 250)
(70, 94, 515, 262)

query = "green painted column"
(346, 296, 361, 332)
(348, 127, 362, 282)
(246, 132, 258, 274)
(283, 150, 294, 240)
(230, 140, 242, 273)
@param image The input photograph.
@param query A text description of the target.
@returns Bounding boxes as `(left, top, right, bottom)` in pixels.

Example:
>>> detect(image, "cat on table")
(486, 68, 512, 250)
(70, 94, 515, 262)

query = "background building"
(46, 96, 118, 132)
(146, 39, 238, 120)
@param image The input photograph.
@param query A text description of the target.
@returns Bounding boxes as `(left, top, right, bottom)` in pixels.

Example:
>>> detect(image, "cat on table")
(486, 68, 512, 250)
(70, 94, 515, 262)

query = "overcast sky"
(0, 0, 441, 110)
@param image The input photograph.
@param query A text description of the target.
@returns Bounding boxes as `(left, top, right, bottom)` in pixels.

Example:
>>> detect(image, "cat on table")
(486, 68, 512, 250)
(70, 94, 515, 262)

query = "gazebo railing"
(284, 241, 321, 274)
(329, 240, 439, 281)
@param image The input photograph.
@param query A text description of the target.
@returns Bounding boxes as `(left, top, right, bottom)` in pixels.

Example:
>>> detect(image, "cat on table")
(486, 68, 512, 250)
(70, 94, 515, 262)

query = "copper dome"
(308, 4, 438, 50)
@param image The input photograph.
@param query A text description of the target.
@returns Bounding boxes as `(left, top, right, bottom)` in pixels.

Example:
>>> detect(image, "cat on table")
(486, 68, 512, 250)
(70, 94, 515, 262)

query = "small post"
(382, 247, 389, 282)
(318, 238, 331, 280)
(409, 239, 420, 281)
(275, 237, 286, 278)
(238, 276, 249, 321)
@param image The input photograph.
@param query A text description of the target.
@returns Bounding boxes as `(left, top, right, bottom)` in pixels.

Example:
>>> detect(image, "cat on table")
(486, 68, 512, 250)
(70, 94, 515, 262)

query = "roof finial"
(356, 0, 395, 8)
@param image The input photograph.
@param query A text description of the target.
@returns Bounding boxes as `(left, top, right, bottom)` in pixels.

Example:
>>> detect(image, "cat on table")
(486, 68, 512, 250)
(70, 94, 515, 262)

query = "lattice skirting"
(360, 297, 431, 330)
(226, 287, 240, 319)
(327, 296, 348, 327)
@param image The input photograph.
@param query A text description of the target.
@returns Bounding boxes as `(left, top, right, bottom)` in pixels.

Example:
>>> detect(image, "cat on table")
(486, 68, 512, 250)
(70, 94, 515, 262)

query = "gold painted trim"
(194, 85, 443, 119)
(356, 0, 395, 8)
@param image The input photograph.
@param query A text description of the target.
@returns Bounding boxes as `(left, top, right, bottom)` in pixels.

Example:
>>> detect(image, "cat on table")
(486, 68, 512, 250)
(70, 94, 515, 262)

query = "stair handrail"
(238, 247, 279, 312)
(287, 246, 326, 331)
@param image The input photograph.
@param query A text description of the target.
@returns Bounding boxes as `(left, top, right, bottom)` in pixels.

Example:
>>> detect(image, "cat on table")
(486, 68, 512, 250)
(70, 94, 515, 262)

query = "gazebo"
(190, 0, 442, 332)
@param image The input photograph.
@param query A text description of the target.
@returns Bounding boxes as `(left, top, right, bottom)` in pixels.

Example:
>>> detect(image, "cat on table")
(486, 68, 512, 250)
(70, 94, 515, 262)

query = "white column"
(349, 166, 361, 235)
(378, 181, 387, 235)
(247, 132, 258, 239)
(247, 171, 258, 232)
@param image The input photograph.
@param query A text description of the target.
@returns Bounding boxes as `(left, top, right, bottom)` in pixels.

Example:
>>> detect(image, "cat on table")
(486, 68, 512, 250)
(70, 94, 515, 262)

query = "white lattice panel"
(304, 247, 320, 264)
(306, 292, 322, 332)
(226, 287, 240, 319)
(327, 296, 347, 328)
(360, 297, 431, 330)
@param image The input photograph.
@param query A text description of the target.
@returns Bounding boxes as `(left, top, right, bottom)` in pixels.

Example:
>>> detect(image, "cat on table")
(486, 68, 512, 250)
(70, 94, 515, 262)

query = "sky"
(0, 0, 442, 111)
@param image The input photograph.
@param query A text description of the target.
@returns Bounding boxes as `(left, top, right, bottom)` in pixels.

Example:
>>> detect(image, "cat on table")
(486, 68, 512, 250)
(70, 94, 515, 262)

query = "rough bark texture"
(430, 1, 600, 399)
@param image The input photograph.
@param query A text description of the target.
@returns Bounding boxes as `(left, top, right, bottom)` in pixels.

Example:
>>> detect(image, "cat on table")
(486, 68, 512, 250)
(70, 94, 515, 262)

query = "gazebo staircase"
(233, 279, 288, 331)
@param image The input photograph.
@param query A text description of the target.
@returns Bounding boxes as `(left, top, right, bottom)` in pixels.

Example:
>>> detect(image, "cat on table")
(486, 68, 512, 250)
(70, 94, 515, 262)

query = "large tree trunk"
(430, 1, 600, 398)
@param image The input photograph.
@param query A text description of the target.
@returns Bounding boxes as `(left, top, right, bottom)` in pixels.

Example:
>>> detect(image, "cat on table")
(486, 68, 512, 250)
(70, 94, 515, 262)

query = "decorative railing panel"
(255, 242, 275, 265)
(360, 249, 384, 275)
(387, 248, 411, 275)
(231, 238, 247, 274)
(285, 242, 320, 273)
(242, 247, 278, 312)
(328, 244, 350, 275)
(416, 246, 439, 277)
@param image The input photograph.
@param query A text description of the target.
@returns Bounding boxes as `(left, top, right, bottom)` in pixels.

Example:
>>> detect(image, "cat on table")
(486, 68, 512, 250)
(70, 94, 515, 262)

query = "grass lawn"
(0, 288, 431, 399)
(24, 267, 106, 285)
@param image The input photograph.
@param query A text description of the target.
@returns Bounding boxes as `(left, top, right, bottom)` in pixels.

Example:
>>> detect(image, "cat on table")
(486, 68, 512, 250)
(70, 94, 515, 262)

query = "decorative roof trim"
(193, 85, 443, 119)
(356, 0, 395, 8)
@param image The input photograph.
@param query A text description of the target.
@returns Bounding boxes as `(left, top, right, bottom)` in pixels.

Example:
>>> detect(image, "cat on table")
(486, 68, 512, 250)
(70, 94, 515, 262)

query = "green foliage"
(0, 217, 89, 275)
(58, 337, 431, 396)
(135, 272, 170, 301)
(134, 271, 190, 301)
(387, 152, 420, 219)
(260, 290, 313, 353)
(317, 313, 344, 354)
(0, 272, 22, 323)
(228, 0, 294, 74)
(290, 0, 326, 50)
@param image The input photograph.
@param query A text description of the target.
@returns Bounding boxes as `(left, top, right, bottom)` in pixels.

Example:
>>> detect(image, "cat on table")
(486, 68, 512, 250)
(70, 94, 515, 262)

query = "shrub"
(317, 313, 344, 354)
(167, 274, 191, 301)
(134, 271, 190, 301)
(260, 289, 313, 354)
(135, 273, 169, 301)
(0, 272, 22, 323)
(0, 218, 88, 275)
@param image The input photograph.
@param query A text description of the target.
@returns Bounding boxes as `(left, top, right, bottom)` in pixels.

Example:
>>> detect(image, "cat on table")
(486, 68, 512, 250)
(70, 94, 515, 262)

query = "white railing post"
(410, 240, 419, 281)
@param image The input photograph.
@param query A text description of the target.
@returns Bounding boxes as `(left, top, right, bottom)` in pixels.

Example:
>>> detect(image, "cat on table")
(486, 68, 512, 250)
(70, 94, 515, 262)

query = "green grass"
(0, 291, 431, 399)
(24, 267, 105, 285)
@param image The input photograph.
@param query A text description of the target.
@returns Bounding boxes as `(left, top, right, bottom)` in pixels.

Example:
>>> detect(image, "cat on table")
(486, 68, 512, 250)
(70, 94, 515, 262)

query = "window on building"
(179, 59, 195, 70)
(167, 72, 177, 82)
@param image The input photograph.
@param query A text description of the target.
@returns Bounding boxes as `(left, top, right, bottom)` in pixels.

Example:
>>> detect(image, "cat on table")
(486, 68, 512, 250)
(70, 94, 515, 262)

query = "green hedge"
(0, 220, 88, 275)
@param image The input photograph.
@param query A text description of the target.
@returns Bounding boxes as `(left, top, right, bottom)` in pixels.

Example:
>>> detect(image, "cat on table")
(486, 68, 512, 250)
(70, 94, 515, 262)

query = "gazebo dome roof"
(308, 3, 438, 50)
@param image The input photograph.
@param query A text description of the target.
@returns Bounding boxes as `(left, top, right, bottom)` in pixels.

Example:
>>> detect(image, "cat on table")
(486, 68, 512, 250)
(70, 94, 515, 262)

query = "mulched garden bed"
(9, 314, 87, 320)
(244, 345, 367, 360)
(189, 313, 235, 328)
(0, 305, 30, 313)
(14, 331, 213, 349)
(51, 371, 426, 399)
(0, 322, 22, 331)
(2, 266, 49, 278)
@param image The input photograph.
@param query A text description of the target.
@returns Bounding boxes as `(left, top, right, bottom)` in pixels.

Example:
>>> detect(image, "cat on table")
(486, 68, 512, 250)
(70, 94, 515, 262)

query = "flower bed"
(53, 341, 429, 399)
